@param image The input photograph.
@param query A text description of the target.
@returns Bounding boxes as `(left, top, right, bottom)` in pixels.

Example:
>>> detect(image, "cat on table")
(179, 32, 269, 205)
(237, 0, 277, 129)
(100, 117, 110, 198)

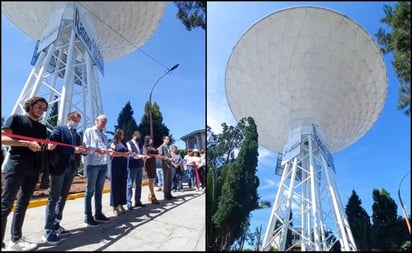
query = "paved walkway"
(3, 185, 205, 251)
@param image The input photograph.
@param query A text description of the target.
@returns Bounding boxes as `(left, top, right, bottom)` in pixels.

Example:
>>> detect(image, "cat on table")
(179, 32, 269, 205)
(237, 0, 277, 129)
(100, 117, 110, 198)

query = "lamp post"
(398, 171, 411, 235)
(149, 63, 179, 139)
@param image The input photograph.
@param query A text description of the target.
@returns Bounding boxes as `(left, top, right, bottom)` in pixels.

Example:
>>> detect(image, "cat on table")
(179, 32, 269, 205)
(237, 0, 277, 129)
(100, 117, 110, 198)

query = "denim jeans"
(156, 168, 163, 187)
(1, 156, 39, 243)
(126, 166, 143, 206)
(172, 168, 183, 190)
(186, 165, 195, 188)
(84, 164, 107, 218)
(45, 161, 76, 229)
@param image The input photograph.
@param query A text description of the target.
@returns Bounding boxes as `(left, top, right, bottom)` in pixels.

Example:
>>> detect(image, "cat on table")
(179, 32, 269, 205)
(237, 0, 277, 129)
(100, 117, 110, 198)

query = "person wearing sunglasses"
(1, 96, 55, 251)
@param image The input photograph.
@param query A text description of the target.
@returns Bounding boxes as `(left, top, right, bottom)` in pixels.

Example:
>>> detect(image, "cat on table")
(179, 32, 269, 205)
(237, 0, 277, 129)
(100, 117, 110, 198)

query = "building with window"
(180, 129, 206, 151)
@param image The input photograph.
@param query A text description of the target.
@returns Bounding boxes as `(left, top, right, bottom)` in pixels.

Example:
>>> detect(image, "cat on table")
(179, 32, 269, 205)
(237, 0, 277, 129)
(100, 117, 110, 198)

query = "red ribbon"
(2, 131, 77, 148)
(2, 131, 176, 160)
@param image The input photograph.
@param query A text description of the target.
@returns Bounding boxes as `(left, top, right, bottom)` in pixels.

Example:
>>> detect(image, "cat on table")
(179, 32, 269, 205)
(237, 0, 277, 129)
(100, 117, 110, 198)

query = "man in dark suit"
(43, 111, 88, 245)
(158, 136, 174, 200)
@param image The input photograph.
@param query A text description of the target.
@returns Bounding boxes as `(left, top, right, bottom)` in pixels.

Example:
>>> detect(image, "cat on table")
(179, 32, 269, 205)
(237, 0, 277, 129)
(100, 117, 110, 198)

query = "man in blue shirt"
(82, 114, 111, 226)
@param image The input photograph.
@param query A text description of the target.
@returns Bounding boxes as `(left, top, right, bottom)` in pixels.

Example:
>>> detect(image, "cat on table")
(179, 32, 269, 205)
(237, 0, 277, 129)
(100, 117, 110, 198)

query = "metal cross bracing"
(262, 124, 357, 251)
(2, 12, 104, 172)
(9, 16, 103, 133)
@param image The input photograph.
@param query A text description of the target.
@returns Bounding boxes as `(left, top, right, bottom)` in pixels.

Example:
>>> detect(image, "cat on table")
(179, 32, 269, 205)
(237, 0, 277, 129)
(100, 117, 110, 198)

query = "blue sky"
(207, 1, 410, 248)
(1, 2, 205, 150)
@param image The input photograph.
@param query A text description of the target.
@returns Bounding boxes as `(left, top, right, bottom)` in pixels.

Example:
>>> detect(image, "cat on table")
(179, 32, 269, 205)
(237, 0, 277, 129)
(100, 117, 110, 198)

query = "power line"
(78, 2, 169, 70)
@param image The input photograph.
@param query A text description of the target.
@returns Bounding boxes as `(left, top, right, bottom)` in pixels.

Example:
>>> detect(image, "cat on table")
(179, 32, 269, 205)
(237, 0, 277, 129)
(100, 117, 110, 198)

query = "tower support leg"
(261, 124, 357, 251)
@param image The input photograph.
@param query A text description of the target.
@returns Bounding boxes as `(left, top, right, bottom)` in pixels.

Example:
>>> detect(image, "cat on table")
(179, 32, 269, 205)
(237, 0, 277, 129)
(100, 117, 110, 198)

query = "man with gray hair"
(82, 114, 111, 226)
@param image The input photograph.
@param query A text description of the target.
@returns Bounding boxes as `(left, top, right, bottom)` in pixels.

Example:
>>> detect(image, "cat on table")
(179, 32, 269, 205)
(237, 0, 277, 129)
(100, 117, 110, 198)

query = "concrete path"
(3, 185, 205, 251)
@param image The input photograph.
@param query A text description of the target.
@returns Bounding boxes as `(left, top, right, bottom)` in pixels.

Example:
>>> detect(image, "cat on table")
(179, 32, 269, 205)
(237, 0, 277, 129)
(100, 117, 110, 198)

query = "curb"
(12, 181, 149, 211)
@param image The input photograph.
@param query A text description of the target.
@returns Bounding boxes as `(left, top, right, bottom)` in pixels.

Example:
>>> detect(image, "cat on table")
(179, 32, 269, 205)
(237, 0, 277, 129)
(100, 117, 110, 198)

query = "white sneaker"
(7, 237, 38, 251)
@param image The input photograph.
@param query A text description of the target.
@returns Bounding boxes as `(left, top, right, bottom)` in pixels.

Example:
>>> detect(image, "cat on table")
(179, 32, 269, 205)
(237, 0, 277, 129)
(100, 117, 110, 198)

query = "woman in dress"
(143, 135, 160, 204)
(191, 149, 203, 191)
(109, 129, 130, 215)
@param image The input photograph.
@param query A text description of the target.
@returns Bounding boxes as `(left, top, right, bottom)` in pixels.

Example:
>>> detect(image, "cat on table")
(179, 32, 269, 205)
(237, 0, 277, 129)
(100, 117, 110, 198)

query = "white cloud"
(259, 177, 278, 191)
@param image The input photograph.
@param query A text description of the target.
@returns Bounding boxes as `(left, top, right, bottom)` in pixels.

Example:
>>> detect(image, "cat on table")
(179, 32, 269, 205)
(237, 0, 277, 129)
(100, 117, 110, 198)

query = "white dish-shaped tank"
(1, 1, 167, 61)
(225, 6, 387, 153)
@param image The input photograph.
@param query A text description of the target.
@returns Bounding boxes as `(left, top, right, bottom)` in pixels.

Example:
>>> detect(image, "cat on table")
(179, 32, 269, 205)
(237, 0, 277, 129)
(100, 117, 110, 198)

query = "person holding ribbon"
(108, 128, 130, 216)
(143, 135, 160, 204)
(126, 130, 146, 210)
(158, 136, 175, 200)
(82, 114, 111, 226)
(42, 111, 88, 245)
(1, 96, 55, 251)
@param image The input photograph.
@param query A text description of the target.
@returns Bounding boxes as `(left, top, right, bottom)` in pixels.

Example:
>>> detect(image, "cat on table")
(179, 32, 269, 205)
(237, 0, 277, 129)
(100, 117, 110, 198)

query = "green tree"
(137, 101, 172, 148)
(246, 225, 263, 251)
(114, 101, 139, 141)
(206, 119, 252, 250)
(211, 117, 260, 250)
(376, 2, 411, 116)
(206, 118, 259, 251)
(325, 230, 341, 251)
(370, 188, 405, 251)
(345, 190, 372, 251)
(238, 202, 271, 250)
(174, 1, 206, 31)
(206, 164, 220, 251)
(258, 200, 272, 209)
(206, 121, 246, 169)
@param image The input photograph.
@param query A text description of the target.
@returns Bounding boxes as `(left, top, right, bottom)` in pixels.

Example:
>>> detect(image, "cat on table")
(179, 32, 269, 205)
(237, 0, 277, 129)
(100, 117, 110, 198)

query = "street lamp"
(398, 171, 411, 235)
(149, 63, 179, 139)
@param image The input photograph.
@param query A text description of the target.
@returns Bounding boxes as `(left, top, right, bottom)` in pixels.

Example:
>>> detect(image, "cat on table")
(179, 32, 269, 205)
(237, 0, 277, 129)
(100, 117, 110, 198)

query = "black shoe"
(84, 217, 99, 227)
(53, 224, 71, 236)
(127, 205, 134, 211)
(94, 213, 110, 223)
(135, 202, 146, 208)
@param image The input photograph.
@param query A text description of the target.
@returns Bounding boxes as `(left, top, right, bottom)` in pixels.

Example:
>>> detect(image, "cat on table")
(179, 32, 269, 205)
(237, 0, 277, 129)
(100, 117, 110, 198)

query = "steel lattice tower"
(225, 6, 387, 251)
(1, 2, 166, 171)
(261, 124, 357, 250)
(11, 14, 104, 132)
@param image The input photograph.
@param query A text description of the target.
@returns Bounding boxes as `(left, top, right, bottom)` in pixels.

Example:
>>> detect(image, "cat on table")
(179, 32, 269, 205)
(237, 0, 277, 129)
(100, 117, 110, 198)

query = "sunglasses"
(33, 104, 48, 111)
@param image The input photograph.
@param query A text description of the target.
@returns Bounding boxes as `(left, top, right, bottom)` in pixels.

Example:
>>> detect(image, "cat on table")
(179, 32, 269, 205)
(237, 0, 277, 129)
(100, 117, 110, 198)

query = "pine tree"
(345, 190, 372, 250)
(371, 188, 400, 250)
(211, 117, 260, 250)
(114, 101, 139, 141)
(137, 101, 172, 148)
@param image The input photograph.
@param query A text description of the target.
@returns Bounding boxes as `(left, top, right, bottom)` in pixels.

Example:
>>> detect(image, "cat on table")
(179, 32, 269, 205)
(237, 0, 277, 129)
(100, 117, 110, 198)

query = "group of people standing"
(155, 147, 206, 193)
(1, 96, 191, 251)
(183, 148, 206, 191)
